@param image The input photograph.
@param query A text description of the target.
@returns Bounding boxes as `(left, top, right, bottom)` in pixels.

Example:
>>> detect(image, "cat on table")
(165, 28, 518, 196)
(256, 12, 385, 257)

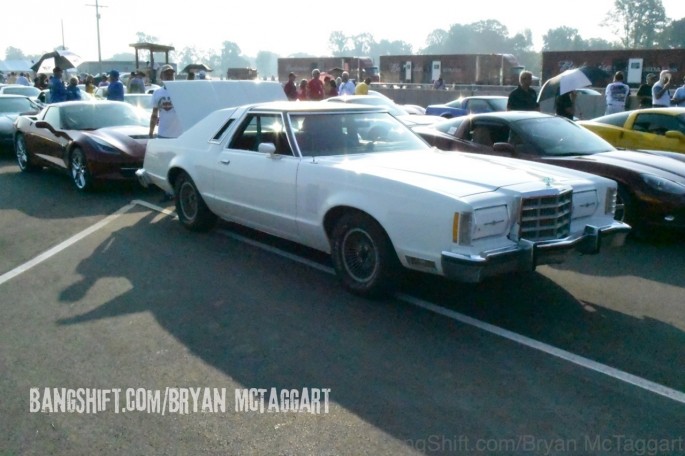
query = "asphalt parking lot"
(1, 156, 684, 455)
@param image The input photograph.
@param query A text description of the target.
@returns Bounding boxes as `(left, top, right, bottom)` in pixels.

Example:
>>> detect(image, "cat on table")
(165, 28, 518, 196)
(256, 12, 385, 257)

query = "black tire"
(330, 212, 399, 298)
(70, 147, 94, 191)
(616, 185, 645, 239)
(15, 134, 39, 172)
(174, 172, 217, 232)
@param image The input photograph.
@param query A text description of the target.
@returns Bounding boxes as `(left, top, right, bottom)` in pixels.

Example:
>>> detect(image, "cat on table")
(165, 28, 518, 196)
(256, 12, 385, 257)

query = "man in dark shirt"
(283, 72, 298, 101)
(507, 70, 539, 111)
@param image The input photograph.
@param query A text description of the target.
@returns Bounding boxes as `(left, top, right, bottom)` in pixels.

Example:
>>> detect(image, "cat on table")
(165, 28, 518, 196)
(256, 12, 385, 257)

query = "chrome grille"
(519, 190, 572, 241)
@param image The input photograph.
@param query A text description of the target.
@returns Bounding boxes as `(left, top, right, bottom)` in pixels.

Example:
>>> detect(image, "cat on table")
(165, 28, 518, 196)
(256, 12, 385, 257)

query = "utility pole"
(86, 0, 108, 75)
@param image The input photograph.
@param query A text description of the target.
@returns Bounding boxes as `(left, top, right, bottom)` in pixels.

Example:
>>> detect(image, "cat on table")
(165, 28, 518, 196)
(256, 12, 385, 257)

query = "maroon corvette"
(13, 100, 150, 191)
(413, 111, 685, 236)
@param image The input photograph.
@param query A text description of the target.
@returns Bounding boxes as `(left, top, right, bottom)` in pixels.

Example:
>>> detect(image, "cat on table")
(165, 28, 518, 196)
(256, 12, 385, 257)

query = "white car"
(137, 90, 630, 297)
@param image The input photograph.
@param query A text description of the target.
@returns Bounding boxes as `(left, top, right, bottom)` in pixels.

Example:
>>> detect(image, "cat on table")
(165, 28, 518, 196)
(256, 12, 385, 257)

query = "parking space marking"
(0, 202, 138, 287)
(218, 220, 685, 406)
(6, 198, 683, 406)
(398, 293, 685, 405)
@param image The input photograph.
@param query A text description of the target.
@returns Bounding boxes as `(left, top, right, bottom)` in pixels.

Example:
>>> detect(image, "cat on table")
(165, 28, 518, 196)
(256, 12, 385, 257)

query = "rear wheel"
(174, 172, 217, 232)
(70, 148, 94, 191)
(331, 212, 399, 298)
(15, 134, 39, 172)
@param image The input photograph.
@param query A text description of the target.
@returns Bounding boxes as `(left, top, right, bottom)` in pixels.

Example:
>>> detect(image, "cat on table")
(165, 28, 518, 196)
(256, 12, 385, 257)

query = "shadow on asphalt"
(52, 211, 685, 447)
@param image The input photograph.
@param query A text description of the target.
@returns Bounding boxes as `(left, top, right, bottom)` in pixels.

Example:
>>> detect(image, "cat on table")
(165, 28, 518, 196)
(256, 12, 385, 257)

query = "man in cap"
(149, 64, 182, 139)
(637, 73, 657, 108)
(49, 67, 67, 103)
(106, 69, 124, 101)
(283, 72, 298, 100)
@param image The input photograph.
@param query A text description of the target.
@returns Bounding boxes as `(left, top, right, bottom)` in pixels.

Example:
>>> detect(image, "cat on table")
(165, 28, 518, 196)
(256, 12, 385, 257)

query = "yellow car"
(578, 107, 685, 153)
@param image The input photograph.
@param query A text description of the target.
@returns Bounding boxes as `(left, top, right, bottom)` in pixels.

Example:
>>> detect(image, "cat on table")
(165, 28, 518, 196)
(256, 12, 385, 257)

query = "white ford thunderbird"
(138, 97, 630, 297)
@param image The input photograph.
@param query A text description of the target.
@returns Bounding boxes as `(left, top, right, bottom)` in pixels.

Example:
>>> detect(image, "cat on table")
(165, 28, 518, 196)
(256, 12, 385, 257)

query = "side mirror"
(258, 142, 278, 157)
(492, 142, 515, 157)
(665, 130, 685, 141)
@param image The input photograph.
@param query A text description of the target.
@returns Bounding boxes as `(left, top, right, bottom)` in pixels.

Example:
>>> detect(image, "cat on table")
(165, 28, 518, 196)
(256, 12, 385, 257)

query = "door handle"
(220, 159, 230, 165)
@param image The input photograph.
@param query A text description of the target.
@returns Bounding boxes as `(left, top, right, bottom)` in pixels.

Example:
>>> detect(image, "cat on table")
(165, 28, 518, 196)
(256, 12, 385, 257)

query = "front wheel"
(174, 172, 217, 232)
(70, 147, 94, 191)
(15, 134, 39, 172)
(330, 212, 399, 298)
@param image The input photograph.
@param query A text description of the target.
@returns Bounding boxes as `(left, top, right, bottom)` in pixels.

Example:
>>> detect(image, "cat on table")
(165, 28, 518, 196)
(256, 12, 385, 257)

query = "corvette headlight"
(90, 137, 120, 154)
(641, 174, 685, 195)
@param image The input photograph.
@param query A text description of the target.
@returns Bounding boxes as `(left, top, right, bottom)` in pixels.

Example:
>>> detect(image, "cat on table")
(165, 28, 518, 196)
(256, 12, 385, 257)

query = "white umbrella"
(538, 67, 593, 102)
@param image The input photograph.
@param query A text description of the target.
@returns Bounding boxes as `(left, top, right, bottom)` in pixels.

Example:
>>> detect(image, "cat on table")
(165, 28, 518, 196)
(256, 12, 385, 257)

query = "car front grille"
(519, 190, 572, 241)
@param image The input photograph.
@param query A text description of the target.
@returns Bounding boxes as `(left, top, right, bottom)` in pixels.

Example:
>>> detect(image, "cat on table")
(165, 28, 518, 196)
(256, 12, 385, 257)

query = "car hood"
(548, 150, 685, 182)
(319, 150, 595, 198)
(82, 126, 149, 158)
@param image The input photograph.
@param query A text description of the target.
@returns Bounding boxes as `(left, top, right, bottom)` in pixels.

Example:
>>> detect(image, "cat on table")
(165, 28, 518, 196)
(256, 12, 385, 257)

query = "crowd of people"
(505, 68, 683, 119)
(282, 68, 373, 101)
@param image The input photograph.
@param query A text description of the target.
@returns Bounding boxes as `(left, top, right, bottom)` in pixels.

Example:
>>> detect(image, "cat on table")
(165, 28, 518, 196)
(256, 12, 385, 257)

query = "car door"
(213, 112, 300, 239)
(25, 106, 68, 169)
(625, 112, 685, 152)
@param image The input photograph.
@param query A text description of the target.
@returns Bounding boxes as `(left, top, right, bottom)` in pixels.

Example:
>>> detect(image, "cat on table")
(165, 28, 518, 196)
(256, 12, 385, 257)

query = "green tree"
(328, 31, 350, 56)
(220, 41, 250, 75)
(602, 0, 667, 48)
(542, 27, 586, 51)
(255, 51, 279, 79)
(662, 18, 685, 48)
(5, 46, 26, 60)
(135, 32, 158, 44)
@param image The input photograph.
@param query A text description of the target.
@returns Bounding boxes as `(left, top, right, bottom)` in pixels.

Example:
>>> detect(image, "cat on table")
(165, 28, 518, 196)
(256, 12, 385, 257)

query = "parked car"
(14, 100, 150, 191)
(123, 93, 154, 116)
(414, 111, 685, 235)
(0, 95, 42, 152)
(94, 84, 160, 99)
(578, 107, 685, 154)
(368, 90, 425, 114)
(38, 89, 94, 104)
(0, 84, 42, 101)
(425, 96, 508, 118)
(324, 95, 442, 126)
(137, 94, 629, 297)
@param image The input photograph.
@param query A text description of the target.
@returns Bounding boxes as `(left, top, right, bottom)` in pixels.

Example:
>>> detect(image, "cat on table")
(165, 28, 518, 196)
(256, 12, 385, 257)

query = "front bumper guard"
(441, 221, 631, 283)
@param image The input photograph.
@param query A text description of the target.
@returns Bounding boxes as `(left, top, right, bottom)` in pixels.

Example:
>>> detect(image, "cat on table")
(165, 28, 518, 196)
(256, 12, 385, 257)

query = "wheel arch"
(323, 205, 396, 250)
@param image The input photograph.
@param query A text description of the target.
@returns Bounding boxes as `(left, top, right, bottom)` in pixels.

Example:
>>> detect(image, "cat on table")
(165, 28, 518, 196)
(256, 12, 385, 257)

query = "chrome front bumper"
(441, 221, 631, 283)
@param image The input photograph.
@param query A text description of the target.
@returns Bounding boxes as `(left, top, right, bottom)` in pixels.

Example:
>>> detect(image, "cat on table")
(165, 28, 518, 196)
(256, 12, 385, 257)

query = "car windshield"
(514, 117, 615, 155)
(60, 103, 149, 129)
(589, 112, 630, 126)
(124, 94, 153, 110)
(0, 97, 38, 113)
(290, 111, 429, 157)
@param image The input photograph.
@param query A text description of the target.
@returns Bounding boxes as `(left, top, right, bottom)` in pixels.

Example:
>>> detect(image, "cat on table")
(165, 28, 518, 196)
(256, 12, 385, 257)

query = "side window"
(228, 114, 292, 155)
(468, 122, 509, 147)
(43, 106, 60, 128)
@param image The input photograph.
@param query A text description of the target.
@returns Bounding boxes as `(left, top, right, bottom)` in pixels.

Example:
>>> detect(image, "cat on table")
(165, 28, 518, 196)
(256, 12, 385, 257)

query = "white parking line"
(5, 199, 684, 405)
(220, 217, 685, 406)
(0, 202, 137, 287)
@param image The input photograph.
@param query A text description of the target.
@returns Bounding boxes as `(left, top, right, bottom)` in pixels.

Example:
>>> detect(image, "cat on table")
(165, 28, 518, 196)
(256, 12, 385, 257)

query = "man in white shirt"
(671, 76, 685, 107)
(604, 71, 631, 114)
(149, 64, 182, 139)
(338, 71, 356, 96)
(652, 70, 675, 108)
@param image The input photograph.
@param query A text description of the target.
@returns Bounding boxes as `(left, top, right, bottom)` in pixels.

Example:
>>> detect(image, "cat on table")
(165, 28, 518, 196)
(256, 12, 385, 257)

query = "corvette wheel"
(174, 172, 217, 232)
(70, 148, 93, 191)
(331, 212, 399, 298)
(15, 134, 39, 172)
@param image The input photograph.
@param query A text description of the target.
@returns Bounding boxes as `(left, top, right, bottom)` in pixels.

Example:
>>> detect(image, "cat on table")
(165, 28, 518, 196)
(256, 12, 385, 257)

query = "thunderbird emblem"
(542, 177, 554, 187)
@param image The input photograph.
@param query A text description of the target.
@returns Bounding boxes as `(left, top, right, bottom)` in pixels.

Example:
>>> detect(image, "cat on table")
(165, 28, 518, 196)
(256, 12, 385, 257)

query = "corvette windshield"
(60, 103, 149, 130)
(290, 112, 429, 157)
(514, 117, 615, 156)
